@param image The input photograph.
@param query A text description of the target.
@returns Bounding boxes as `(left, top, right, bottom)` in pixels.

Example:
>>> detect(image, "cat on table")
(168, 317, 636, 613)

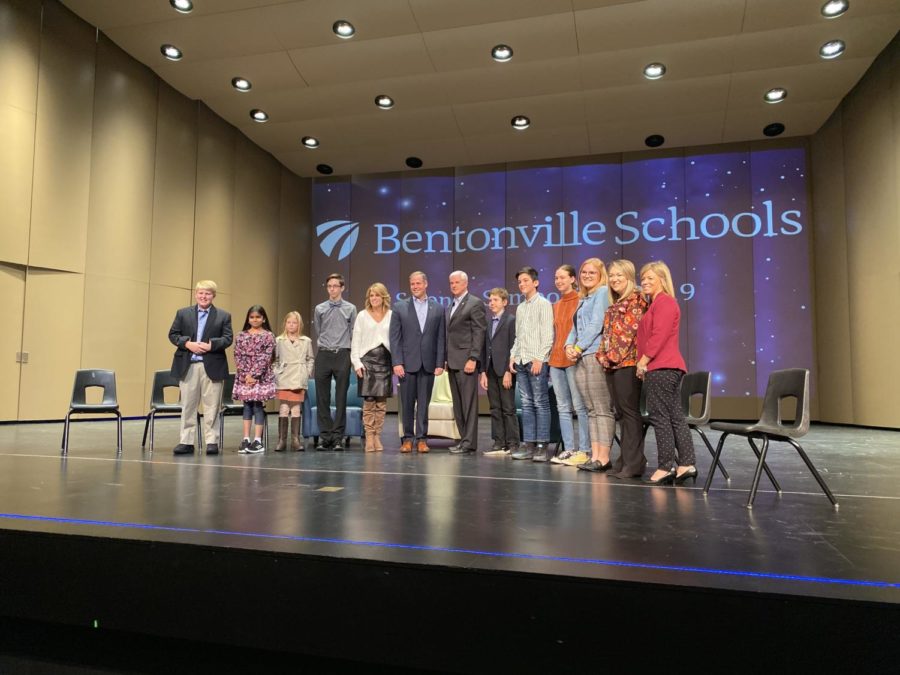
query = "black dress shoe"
(577, 459, 613, 472)
(173, 444, 195, 455)
(450, 445, 473, 454)
(674, 467, 699, 485)
(643, 469, 676, 485)
(205, 444, 219, 455)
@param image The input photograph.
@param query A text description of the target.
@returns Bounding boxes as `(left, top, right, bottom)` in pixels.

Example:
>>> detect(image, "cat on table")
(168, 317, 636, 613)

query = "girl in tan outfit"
(274, 312, 315, 451)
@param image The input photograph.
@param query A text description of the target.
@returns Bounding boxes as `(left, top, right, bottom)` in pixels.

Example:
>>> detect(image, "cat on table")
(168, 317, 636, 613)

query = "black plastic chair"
(703, 368, 838, 509)
(637, 371, 730, 480)
(61, 369, 122, 455)
(141, 370, 183, 451)
(220, 373, 268, 449)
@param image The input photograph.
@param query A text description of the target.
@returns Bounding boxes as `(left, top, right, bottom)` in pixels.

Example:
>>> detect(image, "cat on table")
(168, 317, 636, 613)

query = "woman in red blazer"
(635, 261, 697, 486)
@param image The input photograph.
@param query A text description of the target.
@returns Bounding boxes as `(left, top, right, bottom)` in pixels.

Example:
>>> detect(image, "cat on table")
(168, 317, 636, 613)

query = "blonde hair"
(280, 311, 304, 338)
(578, 258, 608, 298)
(607, 259, 637, 304)
(195, 280, 217, 295)
(639, 260, 676, 298)
(365, 282, 391, 312)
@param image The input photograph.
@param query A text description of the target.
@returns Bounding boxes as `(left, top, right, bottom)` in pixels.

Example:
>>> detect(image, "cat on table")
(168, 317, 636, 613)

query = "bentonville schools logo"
(316, 220, 360, 261)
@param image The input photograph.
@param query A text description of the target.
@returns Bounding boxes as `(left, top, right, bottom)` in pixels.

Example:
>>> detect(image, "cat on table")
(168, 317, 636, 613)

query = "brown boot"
(290, 416, 302, 451)
(363, 400, 376, 452)
(275, 417, 288, 452)
(373, 400, 386, 451)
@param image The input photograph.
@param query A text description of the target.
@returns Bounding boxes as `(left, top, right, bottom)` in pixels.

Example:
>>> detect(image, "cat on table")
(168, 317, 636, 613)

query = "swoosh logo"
(317, 220, 360, 261)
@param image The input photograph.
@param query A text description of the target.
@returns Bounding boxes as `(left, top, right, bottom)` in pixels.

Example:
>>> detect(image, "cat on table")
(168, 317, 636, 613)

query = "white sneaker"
(483, 448, 508, 457)
(561, 451, 589, 466)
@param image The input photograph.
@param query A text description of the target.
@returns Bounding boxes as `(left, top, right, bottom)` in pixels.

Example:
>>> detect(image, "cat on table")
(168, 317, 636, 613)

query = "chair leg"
(703, 432, 729, 494)
(693, 426, 730, 481)
(62, 411, 73, 454)
(746, 436, 770, 508)
(748, 437, 781, 492)
(787, 438, 839, 508)
(115, 411, 123, 454)
(141, 414, 151, 447)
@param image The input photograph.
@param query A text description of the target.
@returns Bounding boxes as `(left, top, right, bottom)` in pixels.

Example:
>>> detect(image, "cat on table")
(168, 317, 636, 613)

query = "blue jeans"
(515, 362, 550, 443)
(550, 365, 590, 452)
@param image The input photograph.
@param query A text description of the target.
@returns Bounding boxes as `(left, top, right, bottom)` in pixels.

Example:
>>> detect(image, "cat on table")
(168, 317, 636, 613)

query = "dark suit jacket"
(168, 304, 233, 381)
(445, 293, 487, 371)
(481, 311, 515, 377)
(389, 297, 446, 373)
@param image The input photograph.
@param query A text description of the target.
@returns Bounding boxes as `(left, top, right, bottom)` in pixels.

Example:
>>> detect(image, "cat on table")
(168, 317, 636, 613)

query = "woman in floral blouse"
(598, 260, 648, 479)
(233, 304, 277, 454)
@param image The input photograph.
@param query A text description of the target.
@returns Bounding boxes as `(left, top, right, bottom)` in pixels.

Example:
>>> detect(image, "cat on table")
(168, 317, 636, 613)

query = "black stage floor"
(0, 417, 898, 673)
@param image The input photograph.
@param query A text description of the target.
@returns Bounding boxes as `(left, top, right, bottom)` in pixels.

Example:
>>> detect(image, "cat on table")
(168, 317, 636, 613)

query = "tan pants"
(179, 362, 224, 444)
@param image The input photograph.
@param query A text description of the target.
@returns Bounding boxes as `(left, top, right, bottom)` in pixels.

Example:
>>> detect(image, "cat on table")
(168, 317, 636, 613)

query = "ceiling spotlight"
(764, 87, 787, 104)
(763, 123, 785, 137)
(317, 164, 334, 175)
(819, 39, 845, 59)
(405, 157, 423, 169)
(160, 44, 183, 61)
(643, 63, 666, 80)
(170, 0, 193, 13)
(645, 134, 665, 148)
(249, 109, 268, 122)
(333, 20, 355, 39)
(231, 77, 252, 92)
(301, 136, 320, 149)
(491, 44, 513, 62)
(375, 95, 395, 109)
(511, 115, 530, 131)
(821, 0, 849, 18)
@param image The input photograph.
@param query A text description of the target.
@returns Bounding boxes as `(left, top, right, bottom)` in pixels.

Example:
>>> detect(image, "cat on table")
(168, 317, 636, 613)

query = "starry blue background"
(311, 143, 814, 402)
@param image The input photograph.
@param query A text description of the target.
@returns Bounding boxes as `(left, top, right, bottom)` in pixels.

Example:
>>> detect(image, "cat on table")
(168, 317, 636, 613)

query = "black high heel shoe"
(643, 468, 676, 486)
(674, 467, 698, 485)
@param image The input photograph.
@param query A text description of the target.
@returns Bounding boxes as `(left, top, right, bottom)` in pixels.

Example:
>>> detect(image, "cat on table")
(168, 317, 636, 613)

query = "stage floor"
(0, 415, 898, 607)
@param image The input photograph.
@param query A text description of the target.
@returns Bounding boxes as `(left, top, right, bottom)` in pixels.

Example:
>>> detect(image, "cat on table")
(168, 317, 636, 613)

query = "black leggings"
(242, 401, 266, 426)
(644, 369, 696, 469)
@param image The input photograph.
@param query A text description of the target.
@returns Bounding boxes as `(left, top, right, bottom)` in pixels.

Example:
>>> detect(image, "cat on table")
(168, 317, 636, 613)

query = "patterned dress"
(232, 330, 276, 402)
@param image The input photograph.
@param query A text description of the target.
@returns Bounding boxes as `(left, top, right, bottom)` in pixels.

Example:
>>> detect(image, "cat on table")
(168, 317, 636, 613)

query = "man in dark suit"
(479, 288, 518, 456)
(445, 270, 487, 454)
(390, 271, 446, 453)
(168, 280, 233, 456)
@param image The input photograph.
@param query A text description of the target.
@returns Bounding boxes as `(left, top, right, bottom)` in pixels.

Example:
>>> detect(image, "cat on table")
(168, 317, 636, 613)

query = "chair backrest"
(758, 368, 810, 438)
(345, 372, 363, 408)
(305, 377, 317, 408)
(680, 371, 711, 426)
(150, 369, 181, 406)
(220, 372, 238, 407)
(71, 369, 118, 406)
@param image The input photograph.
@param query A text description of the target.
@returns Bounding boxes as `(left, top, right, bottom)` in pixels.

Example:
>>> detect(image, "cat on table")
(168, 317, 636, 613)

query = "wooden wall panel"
(0, 264, 25, 420)
(85, 35, 157, 283)
(0, 0, 41, 112)
(81, 274, 150, 416)
(150, 83, 197, 290)
(144, 284, 193, 408)
(194, 103, 235, 296)
(18, 269, 85, 421)
(28, 0, 95, 273)
(277, 168, 312, 327)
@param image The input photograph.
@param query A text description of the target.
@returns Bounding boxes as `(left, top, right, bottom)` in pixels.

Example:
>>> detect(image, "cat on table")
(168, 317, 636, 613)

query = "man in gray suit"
(445, 270, 487, 454)
(390, 271, 446, 453)
(168, 280, 233, 456)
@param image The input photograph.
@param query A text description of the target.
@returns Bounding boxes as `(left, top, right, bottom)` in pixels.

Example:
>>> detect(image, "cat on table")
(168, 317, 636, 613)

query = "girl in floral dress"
(233, 305, 276, 454)
(598, 260, 649, 479)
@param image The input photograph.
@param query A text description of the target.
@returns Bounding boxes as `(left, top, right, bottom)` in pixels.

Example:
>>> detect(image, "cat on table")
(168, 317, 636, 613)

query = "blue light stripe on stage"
(1, 512, 897, 590)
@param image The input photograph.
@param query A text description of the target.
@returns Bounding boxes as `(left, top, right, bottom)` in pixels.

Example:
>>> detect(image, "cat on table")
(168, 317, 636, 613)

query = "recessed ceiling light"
(645, 134, 665, 148)
(231, 77, 252, 92)
(317, 164, 334, 175)
(374, 95, 394, 110)
(643, 63, 666, 80)
(301, 136, 320, 149)
(405, 157, 423, 169)
(764, 87, 787, 104)
(819, 39, 845, 59)
(821, 0, 849, 18)
(170, 0, 193, 13)
(763, 123, 785, 137)
(333, 20, 355, 39)
(160, 44, 183, 61)
(491, 44, 513, 62)
(250, 109, 268, 122)
(511, 115, 530, 131)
